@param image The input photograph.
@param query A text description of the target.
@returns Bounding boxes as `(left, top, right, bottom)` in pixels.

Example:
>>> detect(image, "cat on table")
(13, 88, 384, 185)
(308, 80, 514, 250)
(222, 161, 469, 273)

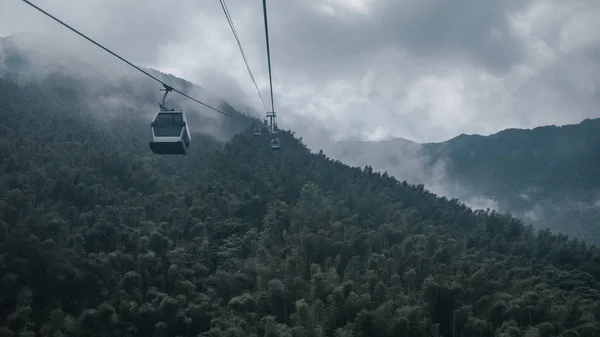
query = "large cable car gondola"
(149, 85, 191, 155)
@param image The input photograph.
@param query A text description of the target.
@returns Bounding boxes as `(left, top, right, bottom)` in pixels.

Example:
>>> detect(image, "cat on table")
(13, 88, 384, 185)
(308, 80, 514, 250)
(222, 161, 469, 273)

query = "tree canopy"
(1, 75, 600, 337)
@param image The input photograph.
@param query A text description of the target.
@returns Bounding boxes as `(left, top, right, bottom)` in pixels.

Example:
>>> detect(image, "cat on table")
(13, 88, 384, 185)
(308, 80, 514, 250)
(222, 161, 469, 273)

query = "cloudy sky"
(2, 0, 599, 144)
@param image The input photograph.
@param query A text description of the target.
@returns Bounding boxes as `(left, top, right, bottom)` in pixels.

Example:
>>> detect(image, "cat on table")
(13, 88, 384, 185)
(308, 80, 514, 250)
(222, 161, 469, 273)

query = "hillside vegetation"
(2, 42, 600, 336)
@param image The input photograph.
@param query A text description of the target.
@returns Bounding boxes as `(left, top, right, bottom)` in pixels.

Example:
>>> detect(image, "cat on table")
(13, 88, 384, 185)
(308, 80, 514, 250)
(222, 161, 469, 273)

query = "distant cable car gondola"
(271, 137, 281, 150)
(149, 85, 191, 155)
(253, 128, 262, 137)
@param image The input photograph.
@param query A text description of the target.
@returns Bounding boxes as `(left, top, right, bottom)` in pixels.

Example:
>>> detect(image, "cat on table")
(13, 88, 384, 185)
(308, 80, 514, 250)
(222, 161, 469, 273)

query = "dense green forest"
(330, 120, 600, 244)
(3, 40, 600, 336)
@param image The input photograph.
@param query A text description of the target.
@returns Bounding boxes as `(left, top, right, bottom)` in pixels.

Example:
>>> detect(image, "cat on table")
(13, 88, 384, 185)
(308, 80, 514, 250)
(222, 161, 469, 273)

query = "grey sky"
(2, 0, 599, 144)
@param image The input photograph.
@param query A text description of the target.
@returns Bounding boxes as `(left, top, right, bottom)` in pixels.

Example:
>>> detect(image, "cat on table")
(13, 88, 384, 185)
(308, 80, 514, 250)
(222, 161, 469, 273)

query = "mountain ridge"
(330, 117, 600, 244)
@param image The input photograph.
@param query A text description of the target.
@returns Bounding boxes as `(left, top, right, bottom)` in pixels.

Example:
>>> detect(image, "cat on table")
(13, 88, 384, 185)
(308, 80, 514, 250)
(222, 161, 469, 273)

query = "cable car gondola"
(149, 86, 192, 155)
(253, 128, 262, 137)
(271, 137, 281, 150)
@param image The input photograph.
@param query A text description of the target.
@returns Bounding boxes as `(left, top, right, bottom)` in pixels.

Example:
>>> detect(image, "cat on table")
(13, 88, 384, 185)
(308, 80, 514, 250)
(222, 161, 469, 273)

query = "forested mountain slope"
(3, 69, 600, 337)
(329, 119, 600, 244)
(426, 120, 600, 240)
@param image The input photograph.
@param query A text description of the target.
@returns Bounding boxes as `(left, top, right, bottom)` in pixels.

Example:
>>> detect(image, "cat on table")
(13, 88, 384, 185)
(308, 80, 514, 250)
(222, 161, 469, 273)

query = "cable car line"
(261, 0, 280, 149)
(22, 0, 245, 123)
(262, 0, 275, 115)
(218, 0, 268, 113)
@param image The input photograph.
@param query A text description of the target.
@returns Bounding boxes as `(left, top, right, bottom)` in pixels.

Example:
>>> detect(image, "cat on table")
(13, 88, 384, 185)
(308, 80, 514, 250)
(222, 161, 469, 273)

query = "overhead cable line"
(261, 0, 275, 114)
(218, 0, 269, 113)
(22, 0, 245, 122)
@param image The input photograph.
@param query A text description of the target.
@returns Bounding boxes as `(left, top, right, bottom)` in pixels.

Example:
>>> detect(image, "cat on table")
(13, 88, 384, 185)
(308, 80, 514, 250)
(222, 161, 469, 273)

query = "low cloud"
(323, 138, 501, 211)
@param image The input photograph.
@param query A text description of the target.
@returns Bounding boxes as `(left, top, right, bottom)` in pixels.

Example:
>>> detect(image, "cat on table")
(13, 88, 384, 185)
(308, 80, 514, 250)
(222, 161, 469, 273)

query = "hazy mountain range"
(327, 119, 600, 243)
